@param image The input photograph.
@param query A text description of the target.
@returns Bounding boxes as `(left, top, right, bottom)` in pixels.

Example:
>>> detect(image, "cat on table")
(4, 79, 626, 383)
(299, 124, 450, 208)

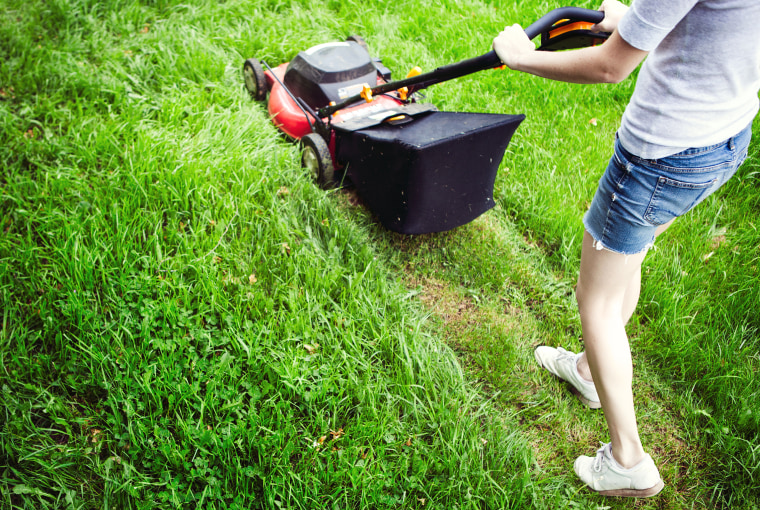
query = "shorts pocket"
(644, 176, 717, 226)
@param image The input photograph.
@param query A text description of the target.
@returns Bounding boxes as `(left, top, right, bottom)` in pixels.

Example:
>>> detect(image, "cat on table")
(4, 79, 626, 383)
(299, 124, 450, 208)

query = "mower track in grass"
(365, 210, 723, 510)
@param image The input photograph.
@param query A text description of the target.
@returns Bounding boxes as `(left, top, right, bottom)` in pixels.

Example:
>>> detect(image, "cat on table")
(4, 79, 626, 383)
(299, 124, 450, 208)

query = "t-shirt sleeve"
(617, 0, 700, 51)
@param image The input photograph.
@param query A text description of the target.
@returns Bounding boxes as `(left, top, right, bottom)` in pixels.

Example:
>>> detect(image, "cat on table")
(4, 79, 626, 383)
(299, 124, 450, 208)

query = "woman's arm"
(492, 0, 647, 85)
(493, 29, 647, 84)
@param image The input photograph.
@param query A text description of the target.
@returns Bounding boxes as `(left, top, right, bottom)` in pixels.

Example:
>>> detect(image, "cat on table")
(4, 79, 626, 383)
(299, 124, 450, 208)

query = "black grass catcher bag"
(334, 108, 525, 235)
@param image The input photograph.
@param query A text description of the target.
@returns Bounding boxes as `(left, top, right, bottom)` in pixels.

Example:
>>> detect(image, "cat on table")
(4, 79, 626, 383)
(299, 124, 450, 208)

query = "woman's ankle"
(576, 352, 594, 383)
(610, 443, 647, 469)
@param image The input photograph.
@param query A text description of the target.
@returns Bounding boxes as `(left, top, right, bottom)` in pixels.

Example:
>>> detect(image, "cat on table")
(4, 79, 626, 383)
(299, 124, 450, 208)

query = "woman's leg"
(575, 230, 650, 468)
(576, 266, 640, 383)
(575, 221, 671, 390)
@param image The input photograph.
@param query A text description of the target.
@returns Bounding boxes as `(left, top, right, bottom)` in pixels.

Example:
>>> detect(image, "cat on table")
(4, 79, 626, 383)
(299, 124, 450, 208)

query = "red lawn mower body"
(243, 8, 608, 234)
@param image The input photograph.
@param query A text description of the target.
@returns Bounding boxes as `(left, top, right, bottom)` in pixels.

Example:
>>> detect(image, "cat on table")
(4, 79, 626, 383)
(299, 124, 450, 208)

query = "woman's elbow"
(594, 33, 647, 84)
(599, 65, 631, 84)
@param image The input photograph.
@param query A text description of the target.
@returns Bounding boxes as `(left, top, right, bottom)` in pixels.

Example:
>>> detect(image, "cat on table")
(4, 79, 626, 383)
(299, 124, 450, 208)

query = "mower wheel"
(301, 133, 335, 189)
(243, 58, 267, 101)
(346, 35, 369, 53)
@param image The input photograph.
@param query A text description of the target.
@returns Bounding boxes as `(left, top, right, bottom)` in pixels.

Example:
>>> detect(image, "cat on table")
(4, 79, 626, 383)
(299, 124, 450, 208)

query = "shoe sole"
(568, 385, 602, 409)
(594, 479, 665, 498)
(534, 348, 602, 409)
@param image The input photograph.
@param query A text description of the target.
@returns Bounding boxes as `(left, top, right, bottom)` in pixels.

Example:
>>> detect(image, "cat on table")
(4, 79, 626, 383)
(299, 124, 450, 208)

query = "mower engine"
(283, 41, 391, 109)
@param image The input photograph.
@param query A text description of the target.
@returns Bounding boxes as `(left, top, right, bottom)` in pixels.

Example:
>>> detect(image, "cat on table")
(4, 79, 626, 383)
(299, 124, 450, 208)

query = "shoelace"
(555, 346, 575, 362)
(555, 347, 597, 389)
(592, 443, 609, 473)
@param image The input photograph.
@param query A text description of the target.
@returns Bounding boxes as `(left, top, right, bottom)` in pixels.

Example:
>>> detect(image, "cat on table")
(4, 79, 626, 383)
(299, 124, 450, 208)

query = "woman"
(493, 0, 759, 498)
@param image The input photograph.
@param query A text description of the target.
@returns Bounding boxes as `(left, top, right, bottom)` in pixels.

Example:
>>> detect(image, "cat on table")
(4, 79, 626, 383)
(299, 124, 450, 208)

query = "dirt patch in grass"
(402, 268, 714, 509)
(410, 276, 479, 326)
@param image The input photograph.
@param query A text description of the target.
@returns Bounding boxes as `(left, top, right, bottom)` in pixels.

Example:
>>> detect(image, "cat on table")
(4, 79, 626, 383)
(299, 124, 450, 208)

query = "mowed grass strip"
(375, 213, 731, 509)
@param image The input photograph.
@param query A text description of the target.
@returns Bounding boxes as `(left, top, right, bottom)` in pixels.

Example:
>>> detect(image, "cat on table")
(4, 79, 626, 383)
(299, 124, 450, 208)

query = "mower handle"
(470, 6, 607, 72)
(524, 6, 604, 39)
(317, 7, 605, 118)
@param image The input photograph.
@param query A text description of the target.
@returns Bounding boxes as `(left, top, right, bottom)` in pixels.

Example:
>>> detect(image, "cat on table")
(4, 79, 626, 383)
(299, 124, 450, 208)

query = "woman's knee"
(576, 271, 627, 321)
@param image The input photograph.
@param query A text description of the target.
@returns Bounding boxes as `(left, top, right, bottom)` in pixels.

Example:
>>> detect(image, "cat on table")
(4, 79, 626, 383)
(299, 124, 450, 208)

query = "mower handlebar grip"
(455, 7, 606, 73)
(479, 7, 605, 68)
(524, 7, 605, 39)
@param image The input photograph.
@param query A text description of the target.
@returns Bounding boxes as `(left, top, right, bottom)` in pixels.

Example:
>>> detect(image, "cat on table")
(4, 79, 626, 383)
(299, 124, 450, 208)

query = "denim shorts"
(583, 124, 752, 255)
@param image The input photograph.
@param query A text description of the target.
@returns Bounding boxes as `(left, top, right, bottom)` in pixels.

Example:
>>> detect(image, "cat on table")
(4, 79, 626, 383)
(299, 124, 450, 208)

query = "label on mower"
(337, 83, 366, 99)
(304, 42, 351, 55)
(336, 103, 389, 122)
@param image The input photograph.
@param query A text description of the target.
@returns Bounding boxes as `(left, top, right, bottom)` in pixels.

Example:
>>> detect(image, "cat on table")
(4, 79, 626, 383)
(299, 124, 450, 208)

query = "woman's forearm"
(493, 28, 648, 85)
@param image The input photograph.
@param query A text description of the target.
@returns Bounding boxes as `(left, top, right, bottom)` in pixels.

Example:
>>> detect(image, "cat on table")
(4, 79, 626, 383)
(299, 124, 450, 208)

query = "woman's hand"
(492, 24, 536, 70)
(593, 0, 629, 33)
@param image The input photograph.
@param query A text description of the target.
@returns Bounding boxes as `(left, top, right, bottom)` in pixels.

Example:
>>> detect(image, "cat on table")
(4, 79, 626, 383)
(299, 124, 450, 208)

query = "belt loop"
(728, 137, 735, 151)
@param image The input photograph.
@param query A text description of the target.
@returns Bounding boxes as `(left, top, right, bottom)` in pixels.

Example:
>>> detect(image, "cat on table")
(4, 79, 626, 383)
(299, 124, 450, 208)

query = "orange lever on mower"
(398, 66, 422, 100)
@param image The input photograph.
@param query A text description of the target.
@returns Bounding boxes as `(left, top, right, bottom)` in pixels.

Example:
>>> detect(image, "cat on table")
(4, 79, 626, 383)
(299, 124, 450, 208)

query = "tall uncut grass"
(1, 0, 758, 509)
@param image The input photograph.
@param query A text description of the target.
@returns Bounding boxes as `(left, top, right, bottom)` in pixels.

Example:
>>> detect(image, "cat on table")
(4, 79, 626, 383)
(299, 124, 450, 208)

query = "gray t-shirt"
(617, 0, 760, 159)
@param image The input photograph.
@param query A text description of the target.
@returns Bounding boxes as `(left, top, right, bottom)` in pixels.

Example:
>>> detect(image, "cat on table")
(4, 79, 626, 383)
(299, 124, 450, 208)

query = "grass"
(1, 0, 758, 508)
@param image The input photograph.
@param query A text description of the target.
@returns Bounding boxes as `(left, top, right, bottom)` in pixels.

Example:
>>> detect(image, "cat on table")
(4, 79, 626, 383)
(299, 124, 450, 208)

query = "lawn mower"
(243, 7, 608, 234)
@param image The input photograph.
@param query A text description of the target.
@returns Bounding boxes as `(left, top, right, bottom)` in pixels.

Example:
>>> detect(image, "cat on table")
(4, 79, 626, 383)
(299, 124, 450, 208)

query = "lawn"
(1, 0, 758, 509)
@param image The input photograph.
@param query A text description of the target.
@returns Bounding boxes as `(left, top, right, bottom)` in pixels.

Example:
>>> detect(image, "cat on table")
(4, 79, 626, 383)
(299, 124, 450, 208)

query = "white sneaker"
(534, 346, 601, 408)
(574, 443, 664, 497)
